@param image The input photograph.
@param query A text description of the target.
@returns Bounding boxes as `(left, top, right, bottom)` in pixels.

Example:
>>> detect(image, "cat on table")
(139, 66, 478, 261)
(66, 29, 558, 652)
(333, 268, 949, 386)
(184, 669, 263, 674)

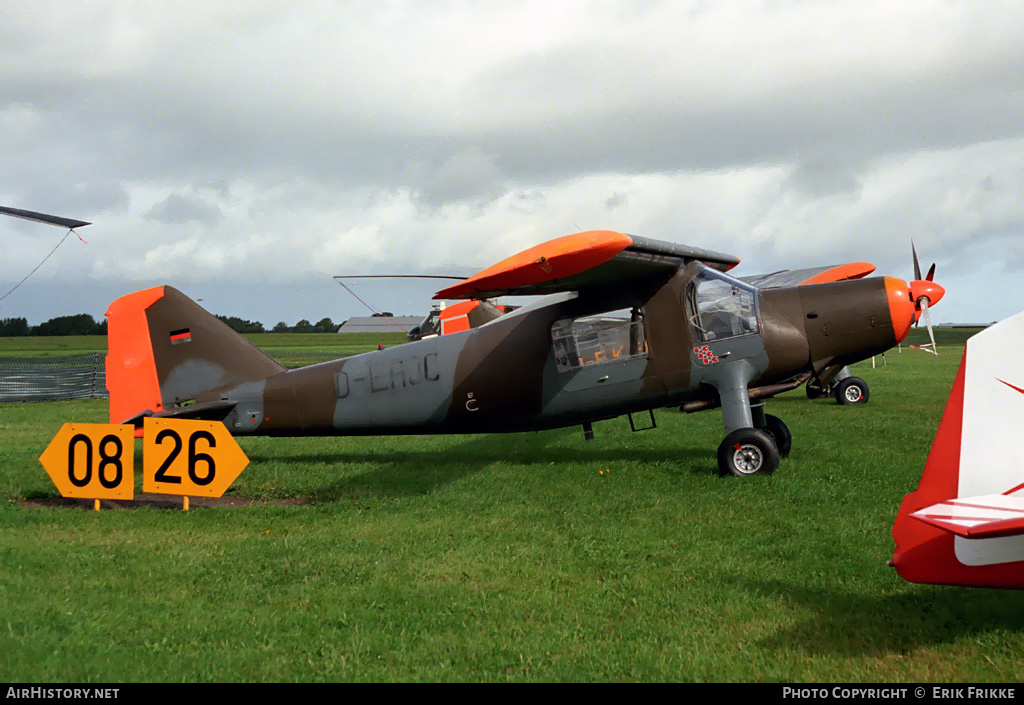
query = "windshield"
(688, 267, 759, 342)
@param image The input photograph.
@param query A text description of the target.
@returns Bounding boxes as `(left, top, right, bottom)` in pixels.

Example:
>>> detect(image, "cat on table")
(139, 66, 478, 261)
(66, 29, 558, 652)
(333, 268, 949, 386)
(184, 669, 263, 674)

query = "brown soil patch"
(20, 493, 311, 510)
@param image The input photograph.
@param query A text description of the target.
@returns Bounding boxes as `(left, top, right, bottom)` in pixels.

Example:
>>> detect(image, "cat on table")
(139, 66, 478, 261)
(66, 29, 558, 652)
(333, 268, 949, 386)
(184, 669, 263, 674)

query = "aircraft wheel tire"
(835, 377, 869, 405)
(717, 428, 780, 478)
(806, 380, 831, 399)
(762, 414, 792, 458)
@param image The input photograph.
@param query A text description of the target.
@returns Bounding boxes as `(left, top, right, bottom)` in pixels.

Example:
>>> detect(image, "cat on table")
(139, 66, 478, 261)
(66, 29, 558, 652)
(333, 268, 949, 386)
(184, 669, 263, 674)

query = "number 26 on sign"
(142, 417, 249, 497)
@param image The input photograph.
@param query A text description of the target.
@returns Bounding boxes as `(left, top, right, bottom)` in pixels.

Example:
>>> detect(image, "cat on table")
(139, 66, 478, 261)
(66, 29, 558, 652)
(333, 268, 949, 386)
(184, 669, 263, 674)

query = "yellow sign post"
(39, 424, 135, 502)
(142, 417, 249, 498)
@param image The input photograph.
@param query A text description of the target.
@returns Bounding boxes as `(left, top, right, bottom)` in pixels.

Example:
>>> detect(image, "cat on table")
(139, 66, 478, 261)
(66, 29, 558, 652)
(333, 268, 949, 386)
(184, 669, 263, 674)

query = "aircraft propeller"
(909, 241, 945, 355)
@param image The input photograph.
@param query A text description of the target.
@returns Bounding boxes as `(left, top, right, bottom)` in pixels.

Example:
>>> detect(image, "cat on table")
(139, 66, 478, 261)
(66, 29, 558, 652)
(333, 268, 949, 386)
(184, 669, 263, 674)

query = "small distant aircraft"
(107, 230, 941, 477)
(331, 276, 513, 341)
(891, 311, 1024, 588)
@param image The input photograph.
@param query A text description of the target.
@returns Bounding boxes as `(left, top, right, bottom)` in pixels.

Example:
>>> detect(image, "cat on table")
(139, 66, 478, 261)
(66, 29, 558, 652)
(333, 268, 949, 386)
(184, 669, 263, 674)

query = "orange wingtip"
(105, 286, 165, 425)
(799, 262, 876, 285)
(434, 230, 633, 299)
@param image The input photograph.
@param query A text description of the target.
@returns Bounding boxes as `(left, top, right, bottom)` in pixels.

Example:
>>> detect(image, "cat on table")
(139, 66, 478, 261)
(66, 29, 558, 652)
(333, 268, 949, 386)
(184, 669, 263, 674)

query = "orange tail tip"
(105, 287, 166, 426)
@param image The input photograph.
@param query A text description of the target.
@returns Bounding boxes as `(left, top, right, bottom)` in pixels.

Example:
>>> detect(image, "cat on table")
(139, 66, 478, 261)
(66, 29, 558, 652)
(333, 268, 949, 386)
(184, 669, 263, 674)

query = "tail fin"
(105, 286, 284, 425)
(891, 312, 1024, 588)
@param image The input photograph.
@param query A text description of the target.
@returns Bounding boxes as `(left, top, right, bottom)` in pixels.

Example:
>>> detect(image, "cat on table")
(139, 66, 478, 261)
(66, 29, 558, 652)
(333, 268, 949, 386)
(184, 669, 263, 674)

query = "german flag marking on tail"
(170, 328, 192, 345)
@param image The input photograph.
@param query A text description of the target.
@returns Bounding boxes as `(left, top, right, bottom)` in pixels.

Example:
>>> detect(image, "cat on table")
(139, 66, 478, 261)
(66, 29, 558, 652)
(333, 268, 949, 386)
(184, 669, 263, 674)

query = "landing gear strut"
(805, 378, 832, 399)
(713, 379, 791, 477)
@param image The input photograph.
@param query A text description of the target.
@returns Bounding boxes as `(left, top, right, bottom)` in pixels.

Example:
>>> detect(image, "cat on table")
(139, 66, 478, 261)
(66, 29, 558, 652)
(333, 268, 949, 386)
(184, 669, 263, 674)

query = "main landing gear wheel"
(835, 376, 869, 405)
(717, 428, 780, 477)
(805, 379, 832, 400)
(762, 414, 792, 458)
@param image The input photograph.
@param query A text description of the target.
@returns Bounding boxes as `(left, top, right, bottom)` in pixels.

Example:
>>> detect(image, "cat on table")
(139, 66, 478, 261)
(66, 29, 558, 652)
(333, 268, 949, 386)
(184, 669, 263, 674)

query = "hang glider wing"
(0, 205, 91, 230)
(433, 230, 740, 300)
(739, 262, 876, 289)
(910, 495, 1024, 540)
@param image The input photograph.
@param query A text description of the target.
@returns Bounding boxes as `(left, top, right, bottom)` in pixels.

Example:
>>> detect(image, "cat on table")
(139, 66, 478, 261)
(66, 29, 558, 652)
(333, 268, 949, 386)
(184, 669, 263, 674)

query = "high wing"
(739, 262, 876, 289)
(434, 230, 739, 300)
(910, 494, 1024, 540)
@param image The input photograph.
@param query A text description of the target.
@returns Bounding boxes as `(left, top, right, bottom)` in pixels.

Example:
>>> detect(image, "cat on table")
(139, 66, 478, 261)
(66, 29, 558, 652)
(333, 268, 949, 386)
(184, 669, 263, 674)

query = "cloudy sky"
(2, 0, 1023, 326)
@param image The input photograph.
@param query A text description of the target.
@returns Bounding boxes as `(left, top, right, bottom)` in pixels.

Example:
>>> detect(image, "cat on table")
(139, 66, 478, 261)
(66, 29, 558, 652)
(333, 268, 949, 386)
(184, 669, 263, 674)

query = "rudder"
(105, 286, 284, 425)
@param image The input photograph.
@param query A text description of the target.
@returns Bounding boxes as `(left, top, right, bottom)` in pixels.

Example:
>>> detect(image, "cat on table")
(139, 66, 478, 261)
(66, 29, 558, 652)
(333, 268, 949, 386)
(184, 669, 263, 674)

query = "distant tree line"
(0, 315, 106, 336)
(215, 315, 266, 334)
(0, 314, 346, 337)
(269, 317, 338, 333)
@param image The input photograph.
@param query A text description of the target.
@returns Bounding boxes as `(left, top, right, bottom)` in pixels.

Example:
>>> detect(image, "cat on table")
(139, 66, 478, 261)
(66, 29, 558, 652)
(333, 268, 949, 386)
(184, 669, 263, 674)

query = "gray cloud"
(2, 1, 1024, 325)
(146, 193, 223, 225)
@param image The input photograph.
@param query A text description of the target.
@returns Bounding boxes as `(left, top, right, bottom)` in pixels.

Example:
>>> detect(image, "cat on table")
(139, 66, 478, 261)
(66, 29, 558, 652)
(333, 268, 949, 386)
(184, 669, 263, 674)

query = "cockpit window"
(689, 267, 759, 341)
(551, 307, 647, 372)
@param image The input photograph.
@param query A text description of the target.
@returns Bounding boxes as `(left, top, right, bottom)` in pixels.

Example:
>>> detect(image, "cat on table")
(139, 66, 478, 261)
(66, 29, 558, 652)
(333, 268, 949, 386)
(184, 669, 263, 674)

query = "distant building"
(336, 316, 422, 334)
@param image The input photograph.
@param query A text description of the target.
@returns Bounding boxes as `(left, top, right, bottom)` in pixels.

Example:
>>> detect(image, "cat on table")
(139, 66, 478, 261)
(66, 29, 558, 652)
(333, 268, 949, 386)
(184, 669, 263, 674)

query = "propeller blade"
(926, 263, 936, 282)
(921, 298, 938, 355)
(911, 240, 922, 281)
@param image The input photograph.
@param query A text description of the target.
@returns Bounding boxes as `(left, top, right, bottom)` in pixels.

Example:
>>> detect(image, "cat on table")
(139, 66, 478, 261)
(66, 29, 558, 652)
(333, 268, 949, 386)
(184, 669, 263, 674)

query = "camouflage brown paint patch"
(446, 309, 554, 427)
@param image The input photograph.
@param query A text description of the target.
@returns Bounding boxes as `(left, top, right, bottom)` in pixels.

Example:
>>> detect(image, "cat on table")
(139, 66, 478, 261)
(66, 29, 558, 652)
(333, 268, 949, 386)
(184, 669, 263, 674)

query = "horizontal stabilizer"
(910, 494, 1024, 540)
(120, 400, 239, 427)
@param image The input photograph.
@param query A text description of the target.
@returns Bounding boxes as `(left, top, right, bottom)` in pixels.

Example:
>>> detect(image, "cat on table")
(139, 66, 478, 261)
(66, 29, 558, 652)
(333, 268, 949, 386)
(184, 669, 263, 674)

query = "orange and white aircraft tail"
(892, 311, 1024, 588)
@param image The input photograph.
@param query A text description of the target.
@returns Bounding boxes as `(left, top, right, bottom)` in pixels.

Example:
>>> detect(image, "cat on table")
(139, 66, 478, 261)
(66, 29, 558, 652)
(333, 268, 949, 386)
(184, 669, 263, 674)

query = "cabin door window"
(551, 307, 647, 373)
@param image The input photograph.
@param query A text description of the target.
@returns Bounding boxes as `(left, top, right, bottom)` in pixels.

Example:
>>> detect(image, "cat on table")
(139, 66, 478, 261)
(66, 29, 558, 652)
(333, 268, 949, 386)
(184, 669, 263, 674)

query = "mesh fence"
(0, 350, 362, 403)
(271, 351, 349, 369)
(0, 354, 107, 403)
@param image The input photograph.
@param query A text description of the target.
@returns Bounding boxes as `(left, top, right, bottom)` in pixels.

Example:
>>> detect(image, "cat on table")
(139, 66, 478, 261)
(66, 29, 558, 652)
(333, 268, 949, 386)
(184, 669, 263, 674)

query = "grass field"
(3, 327, 1022, 682)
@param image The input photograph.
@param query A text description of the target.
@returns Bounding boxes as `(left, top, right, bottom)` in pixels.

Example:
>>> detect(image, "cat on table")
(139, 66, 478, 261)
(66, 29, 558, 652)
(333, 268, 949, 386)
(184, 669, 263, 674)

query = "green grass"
(3, 329, 1021, 682)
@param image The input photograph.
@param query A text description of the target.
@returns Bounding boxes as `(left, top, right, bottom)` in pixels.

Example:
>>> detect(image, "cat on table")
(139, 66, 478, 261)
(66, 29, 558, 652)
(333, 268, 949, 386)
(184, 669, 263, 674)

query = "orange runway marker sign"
(142, 418, 249, 498)
(39, 424, 135, 501)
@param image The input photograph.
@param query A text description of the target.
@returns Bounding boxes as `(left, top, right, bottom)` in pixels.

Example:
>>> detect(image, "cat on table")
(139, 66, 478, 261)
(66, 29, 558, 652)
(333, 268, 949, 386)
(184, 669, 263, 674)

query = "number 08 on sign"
(39, 424, 135, 500)
(142, 417, 249, 497)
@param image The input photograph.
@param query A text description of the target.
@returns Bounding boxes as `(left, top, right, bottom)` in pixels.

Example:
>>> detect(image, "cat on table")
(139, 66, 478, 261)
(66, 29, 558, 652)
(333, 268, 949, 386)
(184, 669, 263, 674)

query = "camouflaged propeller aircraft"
(105, 230, 944, 477)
